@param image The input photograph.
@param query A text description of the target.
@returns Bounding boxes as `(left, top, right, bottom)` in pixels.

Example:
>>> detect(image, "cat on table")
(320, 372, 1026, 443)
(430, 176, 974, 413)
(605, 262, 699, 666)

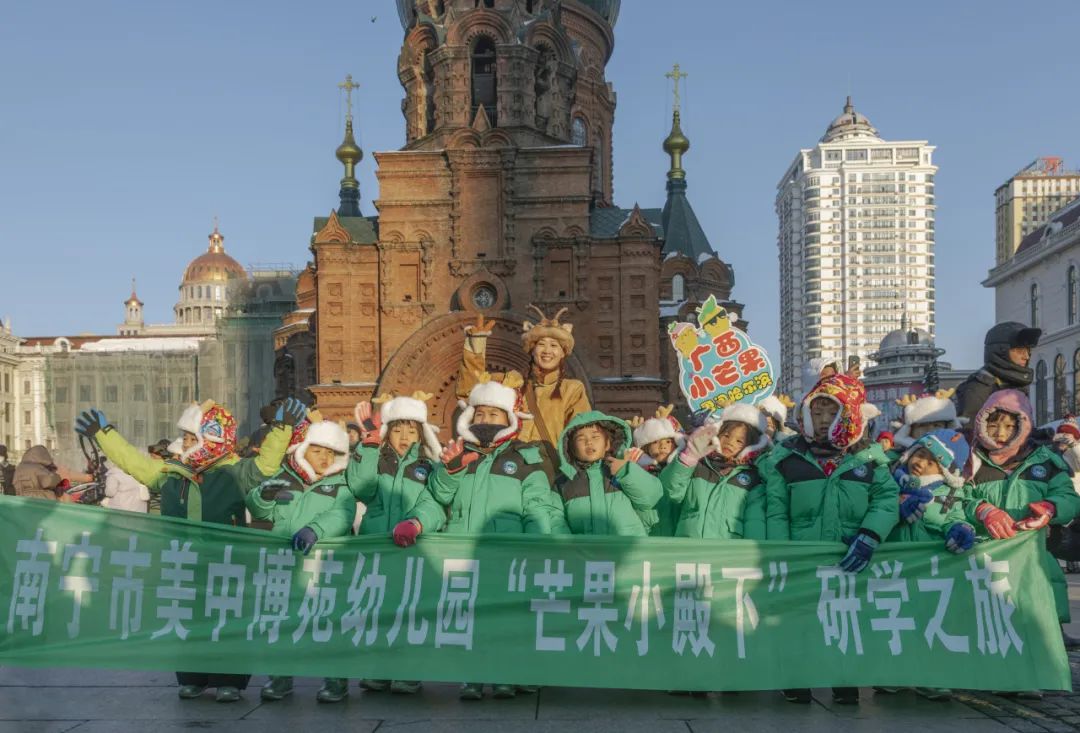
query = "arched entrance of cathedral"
(375, 310, 593, 437)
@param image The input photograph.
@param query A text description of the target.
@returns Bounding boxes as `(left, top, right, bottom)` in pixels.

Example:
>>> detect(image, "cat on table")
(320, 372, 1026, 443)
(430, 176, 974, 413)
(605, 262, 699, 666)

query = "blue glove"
(275, 397, 307, 427)
(292, 527, 318, 555)
(839, 533, 879, 573)
(75, 409, 110, 438)
(899, 486, 934, 524)
(945, 523, 976, 554)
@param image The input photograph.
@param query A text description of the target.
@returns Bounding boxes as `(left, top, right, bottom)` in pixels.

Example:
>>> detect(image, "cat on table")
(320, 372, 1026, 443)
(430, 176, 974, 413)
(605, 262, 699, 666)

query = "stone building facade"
(277, 0, 742, 428)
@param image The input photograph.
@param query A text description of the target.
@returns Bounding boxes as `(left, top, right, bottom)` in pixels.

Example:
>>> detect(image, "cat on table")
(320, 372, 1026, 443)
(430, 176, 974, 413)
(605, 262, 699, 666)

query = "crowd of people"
(4, 308, 1077, 706)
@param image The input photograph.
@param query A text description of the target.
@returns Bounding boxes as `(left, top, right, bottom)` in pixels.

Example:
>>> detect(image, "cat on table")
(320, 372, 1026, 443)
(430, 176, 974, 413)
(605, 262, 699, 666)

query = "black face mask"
(470, 422, 505, 447)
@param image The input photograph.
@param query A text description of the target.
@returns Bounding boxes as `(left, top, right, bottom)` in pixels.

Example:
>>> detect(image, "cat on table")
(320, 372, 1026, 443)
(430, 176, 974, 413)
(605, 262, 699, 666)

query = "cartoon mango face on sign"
(668, 322, 699, 360)
(696, 294, 730, 339)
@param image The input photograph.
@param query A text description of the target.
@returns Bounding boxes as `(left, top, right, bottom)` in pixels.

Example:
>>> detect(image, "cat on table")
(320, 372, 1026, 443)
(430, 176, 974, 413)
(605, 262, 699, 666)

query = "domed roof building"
(862, 315, 971, 430)
(820, 96, 880, 143)
(174, 224, 248, 329)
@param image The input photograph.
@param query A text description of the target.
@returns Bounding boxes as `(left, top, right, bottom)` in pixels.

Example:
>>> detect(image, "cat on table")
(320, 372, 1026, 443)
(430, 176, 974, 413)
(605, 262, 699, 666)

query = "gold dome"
(181, 226, 247, 285)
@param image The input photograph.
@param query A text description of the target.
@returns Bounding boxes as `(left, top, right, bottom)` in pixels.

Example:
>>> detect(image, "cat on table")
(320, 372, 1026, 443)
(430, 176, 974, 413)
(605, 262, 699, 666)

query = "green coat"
(346, 443, 446, 535)
(763, 437, 900, 542)
(965, 445, 1080, 622)
(96, 424, 291, 526)
(554, 411, 662, 537)
(422, 440, 569, 535)
(245, 464, 357, 541)
(645, 463, 680, 538)
(660, 457, 765, 540)
(887, 474, 968, 543)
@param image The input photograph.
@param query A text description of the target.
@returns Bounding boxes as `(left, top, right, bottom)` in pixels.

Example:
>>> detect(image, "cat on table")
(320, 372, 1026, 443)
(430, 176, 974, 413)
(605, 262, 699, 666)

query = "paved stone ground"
(4, 576, 1080, 732)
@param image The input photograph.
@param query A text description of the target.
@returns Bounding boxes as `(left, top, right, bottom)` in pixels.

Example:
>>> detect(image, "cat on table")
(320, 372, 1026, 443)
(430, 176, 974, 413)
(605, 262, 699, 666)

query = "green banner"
(0, 496, 1069, 691)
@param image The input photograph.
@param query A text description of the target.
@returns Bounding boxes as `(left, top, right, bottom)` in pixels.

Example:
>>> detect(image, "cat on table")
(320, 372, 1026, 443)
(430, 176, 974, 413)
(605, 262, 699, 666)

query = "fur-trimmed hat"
(758, 394, 794, 428)
(631, 404, 683, 449)
(798, 373, 867, 451)
(971, 389, 1033, 468)
(376, 391, 442, 461)
(176, 400, 237, 471)
(456, 371, 532, 446)
(893, 388, 963, 448)
(900, 428, 970, 490)
(288, 420, 349, 483)
(522, 304, 575, 355)
(713, 402, 771, 463)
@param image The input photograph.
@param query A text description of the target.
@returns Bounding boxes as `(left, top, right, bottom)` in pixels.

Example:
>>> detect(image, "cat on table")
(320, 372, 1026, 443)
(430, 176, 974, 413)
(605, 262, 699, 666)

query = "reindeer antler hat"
(522, 304, 575, 355)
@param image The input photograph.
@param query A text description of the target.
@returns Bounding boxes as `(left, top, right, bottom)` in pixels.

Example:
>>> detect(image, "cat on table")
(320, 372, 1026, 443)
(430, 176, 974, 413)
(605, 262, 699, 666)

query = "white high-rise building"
(776, 97, 938, 397)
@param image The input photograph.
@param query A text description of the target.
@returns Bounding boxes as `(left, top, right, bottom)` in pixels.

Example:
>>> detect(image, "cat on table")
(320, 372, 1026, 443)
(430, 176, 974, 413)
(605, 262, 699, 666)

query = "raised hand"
(441, 438, 480, 474)
(679, 423, 720, 467)
(354, 401, 382, 446)
(75, 409, 110, 438)
(275, 397, 307, 427)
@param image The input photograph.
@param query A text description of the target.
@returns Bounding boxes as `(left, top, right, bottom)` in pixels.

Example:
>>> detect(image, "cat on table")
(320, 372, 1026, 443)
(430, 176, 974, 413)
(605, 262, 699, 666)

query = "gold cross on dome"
(338, 74, 360, 120)
(665, 63, 688, 112)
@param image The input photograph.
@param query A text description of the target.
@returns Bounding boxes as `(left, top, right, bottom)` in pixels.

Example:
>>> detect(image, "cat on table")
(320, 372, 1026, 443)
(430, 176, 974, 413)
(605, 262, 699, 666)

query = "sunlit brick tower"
(278, 1, 743, 429)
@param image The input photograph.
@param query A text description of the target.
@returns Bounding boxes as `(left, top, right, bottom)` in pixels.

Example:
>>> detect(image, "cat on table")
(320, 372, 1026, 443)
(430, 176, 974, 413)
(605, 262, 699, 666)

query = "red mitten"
(1015, 500, 1056, 531)
(975, 502, 1017, 539)
(392, 519, 422, 548)
(441, 438, 480, 474)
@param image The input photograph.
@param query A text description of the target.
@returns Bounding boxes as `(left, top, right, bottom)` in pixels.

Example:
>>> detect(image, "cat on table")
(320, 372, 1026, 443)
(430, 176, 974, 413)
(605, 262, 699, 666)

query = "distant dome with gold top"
(181, 225, 247, 285)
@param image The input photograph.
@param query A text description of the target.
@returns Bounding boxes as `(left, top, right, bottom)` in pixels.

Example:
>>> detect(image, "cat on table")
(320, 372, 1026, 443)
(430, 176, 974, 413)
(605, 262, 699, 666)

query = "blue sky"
(2, 0, 1079, 372)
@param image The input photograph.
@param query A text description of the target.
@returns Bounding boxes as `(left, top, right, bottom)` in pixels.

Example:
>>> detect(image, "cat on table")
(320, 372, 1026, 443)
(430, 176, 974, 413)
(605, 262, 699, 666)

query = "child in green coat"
(75, 398, 303, 703)
(394, 371, 568, 701)
(350, 393, 446, 695)
(760, 373, 899, 706)
(555, 411, 662, 536)
(878, 428, 975, 702)
(965, 389, 1080, 637)
(248, 418, 357, 704)
(629, 405, 684, 536)
(661, 403, 770, 540)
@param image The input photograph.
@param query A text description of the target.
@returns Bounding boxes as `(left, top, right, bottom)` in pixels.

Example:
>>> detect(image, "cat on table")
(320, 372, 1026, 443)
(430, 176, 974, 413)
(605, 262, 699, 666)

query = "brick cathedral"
(274, 0, 745, 429)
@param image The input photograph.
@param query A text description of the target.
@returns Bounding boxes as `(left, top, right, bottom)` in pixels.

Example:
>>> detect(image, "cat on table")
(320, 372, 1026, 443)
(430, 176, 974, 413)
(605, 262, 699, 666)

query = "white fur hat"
(292, 421, 349, 482)
(757, 395, 788, 427)
(893, 391, 962, 448)
(714, 403, 771, 462)
(456, 373, 531, 446)
(633, 417, 679, 449)
(379, 395, 442, 461)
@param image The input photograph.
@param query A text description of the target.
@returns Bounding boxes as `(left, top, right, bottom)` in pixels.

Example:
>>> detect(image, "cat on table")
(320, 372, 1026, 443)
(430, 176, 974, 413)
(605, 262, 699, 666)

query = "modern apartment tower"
(776, 97, 937, 396)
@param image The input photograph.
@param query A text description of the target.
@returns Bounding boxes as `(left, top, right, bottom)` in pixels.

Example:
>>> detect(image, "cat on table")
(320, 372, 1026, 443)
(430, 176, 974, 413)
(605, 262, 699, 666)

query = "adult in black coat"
(954, 321, 1041, 422)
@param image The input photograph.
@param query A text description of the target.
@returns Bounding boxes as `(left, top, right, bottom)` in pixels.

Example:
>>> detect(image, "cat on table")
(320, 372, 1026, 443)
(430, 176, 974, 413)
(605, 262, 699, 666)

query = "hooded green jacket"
(96, 424, 291, 526)
(422, 439, 569, 535)
(246, 463, 357, 540)
(555, 411, 662, 537)
(347, 442, 447, 535)
(762, 436, 900, 542)
(964, 444, 1080, 622)
(660, 456, 766, 540)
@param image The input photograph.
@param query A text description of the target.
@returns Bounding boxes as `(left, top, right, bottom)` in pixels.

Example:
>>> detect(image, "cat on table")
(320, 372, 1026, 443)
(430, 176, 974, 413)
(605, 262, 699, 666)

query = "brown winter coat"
(458, 336, 590, 449)
(13, 445, 63, 500)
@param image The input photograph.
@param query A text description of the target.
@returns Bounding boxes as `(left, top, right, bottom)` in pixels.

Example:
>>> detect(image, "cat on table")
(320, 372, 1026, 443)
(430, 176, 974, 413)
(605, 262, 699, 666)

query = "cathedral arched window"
(571, 116, 587, 147)
(671, 273, 685, 301)
(1030, 282, 1040, 328)
(471, 37, 497, 126)
(1073, 348, 1080, 413)
(593, 131, 604, 193)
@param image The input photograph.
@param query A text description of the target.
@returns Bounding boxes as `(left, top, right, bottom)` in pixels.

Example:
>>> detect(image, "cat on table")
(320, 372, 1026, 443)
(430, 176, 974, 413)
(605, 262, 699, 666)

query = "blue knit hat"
(901, 428, 970, 489)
